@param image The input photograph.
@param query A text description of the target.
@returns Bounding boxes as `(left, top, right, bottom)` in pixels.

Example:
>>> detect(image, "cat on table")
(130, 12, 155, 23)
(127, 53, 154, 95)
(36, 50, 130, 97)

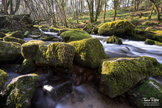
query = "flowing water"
(2, 32, 162, 108)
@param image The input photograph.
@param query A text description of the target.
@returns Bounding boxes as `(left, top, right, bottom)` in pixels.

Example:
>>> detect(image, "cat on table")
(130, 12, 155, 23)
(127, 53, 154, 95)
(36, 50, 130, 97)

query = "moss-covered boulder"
(6, 31, 24, 39)
(145, 39, 155, 45)
(83, 23, 98, 34)
(0, 29, 10, 33)
(35, 42, 75, 68)
(53, 37, 62, 42)
(3, 74, 38, 108)
(68, 38, 108, 68)
(60, 30, 92, 42)
(41, 34, 54, 41)
(0, 69, 8, 91)
(17, 59, 37, 74)
(39, 25, 49, 32)
(49, 27, 67, 34)
(32, 29, 41, 35)
(127, 79, 162, 108)
(98, 20, 135, 36)
(31, 35, 41, 39)
(21, 40, 46, 59)
(0, 41, 21, 65)
(99, 56, 162, 98)
(106, 35, 122, 44)
(0, 32, 6, 38)
(3, 36, 26, 44)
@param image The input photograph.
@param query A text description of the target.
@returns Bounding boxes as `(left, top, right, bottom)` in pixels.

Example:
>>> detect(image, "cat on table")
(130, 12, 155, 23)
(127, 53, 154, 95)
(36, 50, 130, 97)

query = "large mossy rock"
(6, 31, 24, 39)
(17, 59, 37, 74)
(127, 79, 162, 108)
(3, 74, 38, 108)
(0, 69, 8, 91)
(60, 30, 92, 42)
(21, 40, 46, 59)
(68, 38, 108, 68)
(106, 35, 122, 44)
(83, 23, 98, 34)
(35, 42, 75, 68)
(99, 56, 162, 98)
(0, 41, 21, 65)
(21, 41, 75, 68)
(98, 20, 135, 36)
(41, 34, 55, 41)
(3, 36, 26, 44)
(49, 27, 68, 34)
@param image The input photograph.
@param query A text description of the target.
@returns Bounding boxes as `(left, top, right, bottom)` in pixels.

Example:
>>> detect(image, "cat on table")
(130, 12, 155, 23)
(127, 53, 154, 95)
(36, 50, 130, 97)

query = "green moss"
(0, 29, 10, 33)
(98, 20, 135, 36)
(32, 29, 41, 35)
(142, 21, 158, 26)
(0, 32, 5, 38)
(49, 27, 68, 34)
(128, 79, 162, 108)
(35, 42, 75, 68)
(5, 74, 38, 108)
(6, 31, 24, 39)
(68, 38, 108, 68)
(41, 34, 54, 41)
(3, 36, 26, 44)
(31, 35, 40, 39)
(145, 39, 155, 45)
(83, 23, 98, 34)
(21, 40, 46, 59)
(106, 35, 122, 44)
(0, 69, 8, 91)
(60, 29, 92, 42)
(39, 25, 49, 31)
(0, 41, 21, 61)
(99, 56, 162, 98)
(17, 59, 36, 74)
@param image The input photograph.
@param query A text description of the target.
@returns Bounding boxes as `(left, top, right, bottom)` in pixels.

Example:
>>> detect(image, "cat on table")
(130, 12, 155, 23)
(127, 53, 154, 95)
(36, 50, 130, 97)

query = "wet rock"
(43, 81, 72, 101)
(41, 34, 54, 41)
(83, 23, 98, 34)
(0, 64, 20, 73)
(68, 38, 108, 68)
(60, 29, 92, 42)
(145, 39, 155, 45)
(6, 31, 24, 39)
(3, 36, 26, 44)
(69, 63, 97, 86)
(21, 40, 46, 59)
(106, 35, 122, 44)
(35, 42, 75, 68)
(17, 59, 37, 74)
(3, 74, 38, 108)
(0, 41, 21, 66)
(0, 32, 5, 38)
(98, 20, 135, 36)
(99, 56, 162, 98)
(127, 79, 162, 108)
(0, 69, 8, 91)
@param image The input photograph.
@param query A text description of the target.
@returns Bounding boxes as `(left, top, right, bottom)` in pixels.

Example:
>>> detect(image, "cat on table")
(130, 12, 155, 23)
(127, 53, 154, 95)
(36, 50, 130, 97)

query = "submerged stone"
(43, 81, 72, 101)
(60, 29, 92, 42)
(99, 56, 162, 98)
(68, 38, 108, 68)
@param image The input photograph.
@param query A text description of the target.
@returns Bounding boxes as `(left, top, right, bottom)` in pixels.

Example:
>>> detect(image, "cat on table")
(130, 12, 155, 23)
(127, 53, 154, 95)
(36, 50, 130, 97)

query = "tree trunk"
(103, 0, 107, 22)
(150, 0, 161, 23)
(113, 0, 118, 21)
(2, 0, 8, 14)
